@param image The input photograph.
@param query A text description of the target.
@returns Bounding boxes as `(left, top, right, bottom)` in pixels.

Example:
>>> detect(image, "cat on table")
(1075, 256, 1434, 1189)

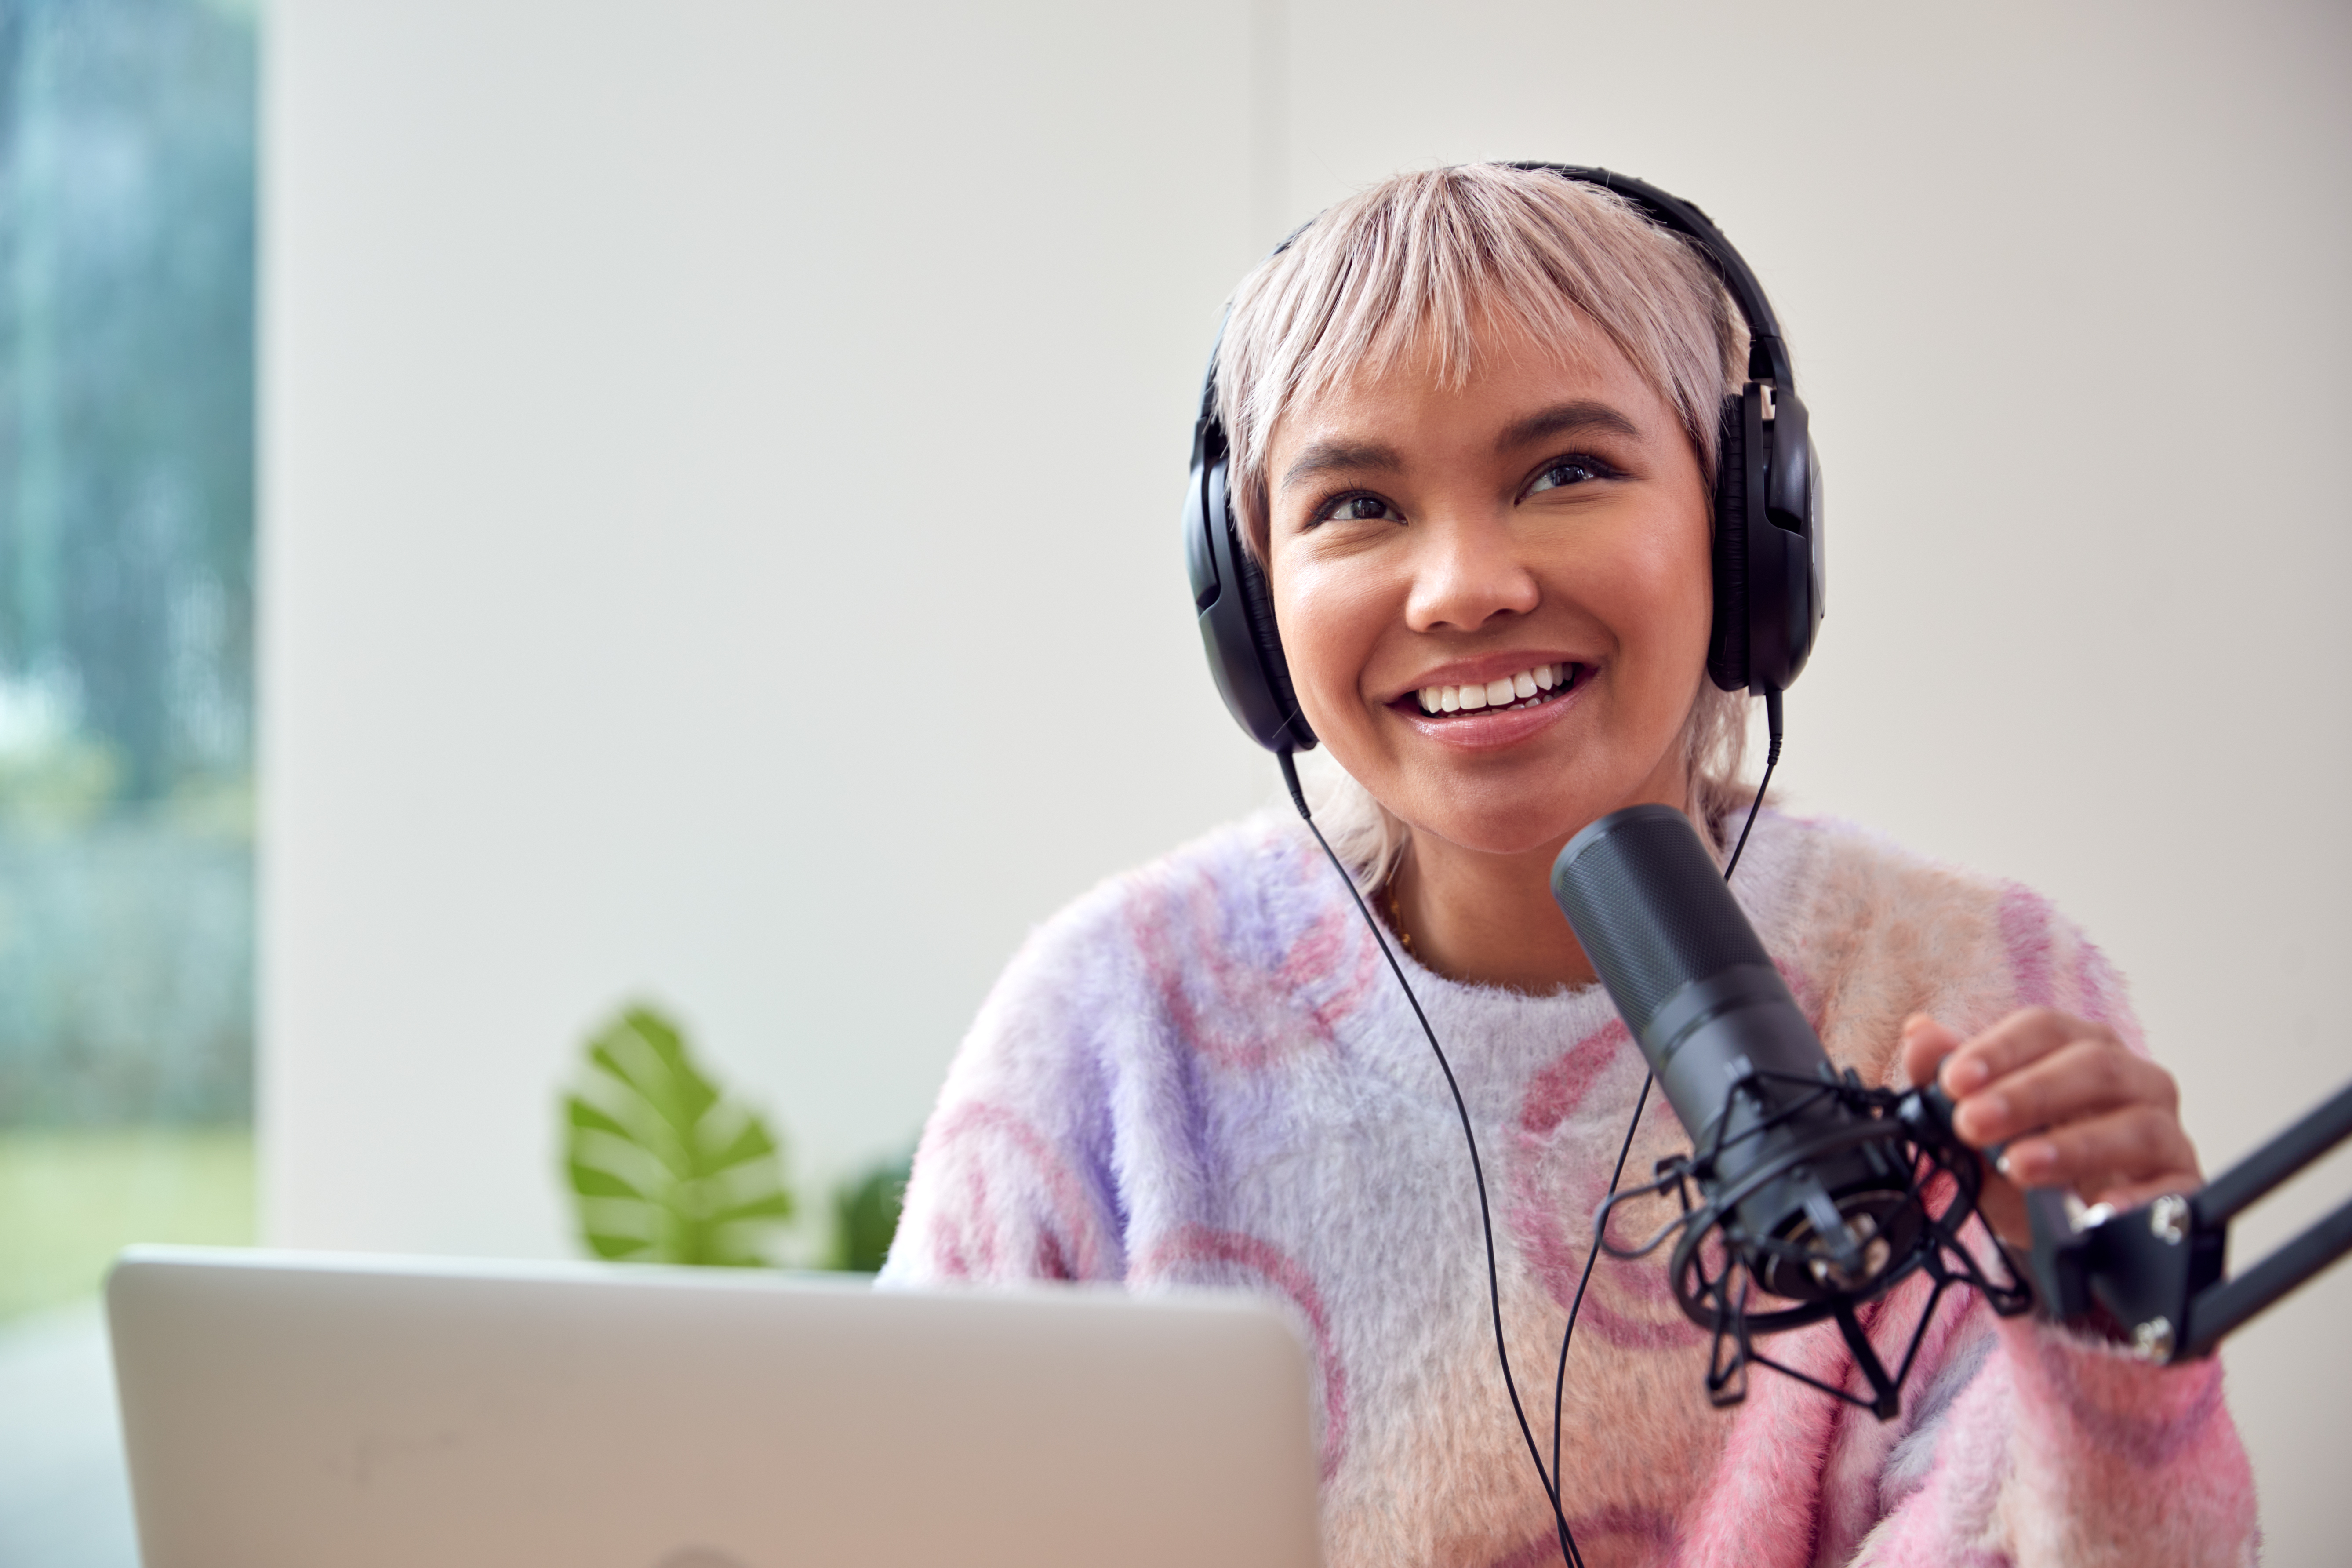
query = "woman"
(880, 165, 2256, 1567)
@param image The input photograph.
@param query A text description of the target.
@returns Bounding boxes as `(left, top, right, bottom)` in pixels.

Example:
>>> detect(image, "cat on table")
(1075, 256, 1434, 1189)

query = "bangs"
(1215, 164, 1744, 557)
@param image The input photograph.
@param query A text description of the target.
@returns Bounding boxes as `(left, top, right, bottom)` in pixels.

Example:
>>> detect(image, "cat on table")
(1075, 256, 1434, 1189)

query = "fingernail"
(1967, 1091, 2010, 1136)
(2004, 1139, 2054, 1182)
(1945, 1057, 1990, 1094)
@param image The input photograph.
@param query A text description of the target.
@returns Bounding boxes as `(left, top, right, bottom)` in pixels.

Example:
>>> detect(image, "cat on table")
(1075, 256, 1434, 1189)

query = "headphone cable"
(1279, 749, 1586, 1565)
(1278, 686, 1782, 1568)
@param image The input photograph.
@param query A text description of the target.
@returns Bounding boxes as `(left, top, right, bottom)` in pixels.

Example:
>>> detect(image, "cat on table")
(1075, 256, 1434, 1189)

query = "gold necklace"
(1383, 877, 1416, 956)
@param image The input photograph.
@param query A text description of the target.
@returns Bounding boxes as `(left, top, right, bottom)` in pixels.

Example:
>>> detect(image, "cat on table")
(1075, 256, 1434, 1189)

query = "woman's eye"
(1526, 458, 1607, 495)
(1316, 493, 1400, 524)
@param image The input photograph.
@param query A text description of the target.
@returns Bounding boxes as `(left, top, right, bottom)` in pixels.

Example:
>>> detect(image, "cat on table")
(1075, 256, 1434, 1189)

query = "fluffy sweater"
(881, 808, 2259, 1567)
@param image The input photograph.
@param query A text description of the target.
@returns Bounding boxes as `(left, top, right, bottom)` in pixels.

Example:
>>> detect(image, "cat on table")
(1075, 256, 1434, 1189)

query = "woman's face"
(1262, 316, 1716, 859)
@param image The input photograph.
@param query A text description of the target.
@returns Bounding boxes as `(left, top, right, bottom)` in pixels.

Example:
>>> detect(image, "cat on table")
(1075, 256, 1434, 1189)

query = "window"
(0, 0, 257, 1328)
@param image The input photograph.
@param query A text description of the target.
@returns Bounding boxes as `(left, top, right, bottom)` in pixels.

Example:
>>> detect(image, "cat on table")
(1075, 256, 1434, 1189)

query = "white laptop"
(106, 1246, 1323, 1568)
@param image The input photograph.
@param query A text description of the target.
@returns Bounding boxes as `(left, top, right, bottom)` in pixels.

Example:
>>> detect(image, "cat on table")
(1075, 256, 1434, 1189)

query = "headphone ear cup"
(1190, 434, 1319, 754)
(1706, 391, 1751, 692)
(1230, 505, 1317, 750)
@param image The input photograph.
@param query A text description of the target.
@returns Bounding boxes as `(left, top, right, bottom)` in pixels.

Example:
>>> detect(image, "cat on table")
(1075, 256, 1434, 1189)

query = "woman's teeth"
(1414, 663, 1574, 715)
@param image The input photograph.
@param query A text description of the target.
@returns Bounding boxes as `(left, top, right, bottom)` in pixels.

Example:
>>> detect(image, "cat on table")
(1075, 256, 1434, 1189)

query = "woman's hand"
(1898, 1008, 2203, 1250)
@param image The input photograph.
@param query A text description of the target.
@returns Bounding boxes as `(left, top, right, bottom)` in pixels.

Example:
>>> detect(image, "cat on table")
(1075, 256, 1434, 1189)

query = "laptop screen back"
(107, 1247, 1323, 1568)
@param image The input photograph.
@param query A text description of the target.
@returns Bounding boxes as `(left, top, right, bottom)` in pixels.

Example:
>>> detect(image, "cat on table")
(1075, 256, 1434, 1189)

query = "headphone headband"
(1505, 163, 1792, 389)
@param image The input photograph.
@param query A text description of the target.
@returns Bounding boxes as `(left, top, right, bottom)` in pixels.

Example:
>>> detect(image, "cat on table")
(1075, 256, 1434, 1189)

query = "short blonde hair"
(1212, 164, 1758, 883)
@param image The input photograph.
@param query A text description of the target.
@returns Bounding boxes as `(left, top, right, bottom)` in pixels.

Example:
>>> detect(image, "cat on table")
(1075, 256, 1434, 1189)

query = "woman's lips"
(1407, 660, 1577, 716)
(1389, 662, 1589, 749)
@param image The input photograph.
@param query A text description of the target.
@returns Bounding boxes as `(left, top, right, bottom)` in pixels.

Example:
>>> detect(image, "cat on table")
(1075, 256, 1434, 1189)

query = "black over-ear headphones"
(1182, 164, 1823, 756)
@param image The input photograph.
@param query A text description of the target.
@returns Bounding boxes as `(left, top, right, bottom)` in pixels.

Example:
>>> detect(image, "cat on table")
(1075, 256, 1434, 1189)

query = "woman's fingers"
(1946, 1033, 2180, 1150)
(1901, 1006, 2202, 1250)
(1938, 1007, 2132, 1100)
(1897, 1014, 1963, 1095)
(1992, 1101, 2201, 1196)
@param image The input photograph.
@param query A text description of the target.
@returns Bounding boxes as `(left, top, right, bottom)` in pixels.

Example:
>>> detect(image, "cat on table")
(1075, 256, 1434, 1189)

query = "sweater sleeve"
(1847, 1311, 2252, 1567)
(1821, 867, 2257, 1566)
(880, 880, 1135, 1288)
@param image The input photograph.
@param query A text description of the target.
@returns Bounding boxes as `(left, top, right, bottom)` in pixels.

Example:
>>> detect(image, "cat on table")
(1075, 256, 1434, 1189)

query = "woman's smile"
(1388, 658, 1590, 750)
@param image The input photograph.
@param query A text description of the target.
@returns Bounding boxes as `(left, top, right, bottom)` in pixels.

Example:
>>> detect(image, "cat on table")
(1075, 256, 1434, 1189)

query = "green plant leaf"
(565, 1099, 633, 1139)
(560, 1004, 796, 1267)
(564, 1161, 646, 1201)
(828, 1150, 915, 1273)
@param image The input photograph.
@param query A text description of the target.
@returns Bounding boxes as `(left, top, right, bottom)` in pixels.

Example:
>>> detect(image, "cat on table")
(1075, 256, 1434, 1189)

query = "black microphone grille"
(1551, 806, 1773, 1038)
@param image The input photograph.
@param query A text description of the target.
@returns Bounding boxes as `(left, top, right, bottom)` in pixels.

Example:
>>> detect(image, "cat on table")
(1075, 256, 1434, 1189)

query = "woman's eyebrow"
(1496, 400, 1643, 452)
(1278, 438, 1403, 492)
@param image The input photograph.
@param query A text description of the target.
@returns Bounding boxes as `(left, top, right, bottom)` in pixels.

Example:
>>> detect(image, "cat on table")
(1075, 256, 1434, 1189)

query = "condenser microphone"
(1551, 805, 1913, 1297)
(1550, 804, 2030, 1418)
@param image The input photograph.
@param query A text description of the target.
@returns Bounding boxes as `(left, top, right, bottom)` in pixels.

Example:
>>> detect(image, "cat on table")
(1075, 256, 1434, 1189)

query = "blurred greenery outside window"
(0, 0, 258, 1318)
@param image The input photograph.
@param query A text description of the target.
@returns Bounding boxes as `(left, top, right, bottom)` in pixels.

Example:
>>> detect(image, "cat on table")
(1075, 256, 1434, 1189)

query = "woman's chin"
(1331, 717, 1690, 861)
(1398, 798, 1623, 861)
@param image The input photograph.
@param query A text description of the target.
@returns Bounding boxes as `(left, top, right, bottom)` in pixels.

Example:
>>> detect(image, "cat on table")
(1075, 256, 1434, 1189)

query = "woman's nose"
(1404, 512, 1540, 634)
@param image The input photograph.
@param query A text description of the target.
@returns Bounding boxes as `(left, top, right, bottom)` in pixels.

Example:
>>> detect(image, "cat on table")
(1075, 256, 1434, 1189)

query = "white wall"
(261, 0, 1271, 1250)
(262, 1, 2352, 1559)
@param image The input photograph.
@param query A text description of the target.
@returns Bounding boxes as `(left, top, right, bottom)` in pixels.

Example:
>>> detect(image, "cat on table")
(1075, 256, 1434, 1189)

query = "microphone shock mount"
(1597, 1070, 2032, 1420)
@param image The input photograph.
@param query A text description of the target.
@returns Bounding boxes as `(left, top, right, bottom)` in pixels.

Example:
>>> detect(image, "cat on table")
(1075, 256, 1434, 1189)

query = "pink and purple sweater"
(881, 808, 2258, 1566)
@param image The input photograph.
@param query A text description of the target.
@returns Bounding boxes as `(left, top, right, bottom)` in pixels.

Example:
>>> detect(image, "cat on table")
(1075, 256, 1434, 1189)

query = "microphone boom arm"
(2028, 1077, 2352, 1362)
